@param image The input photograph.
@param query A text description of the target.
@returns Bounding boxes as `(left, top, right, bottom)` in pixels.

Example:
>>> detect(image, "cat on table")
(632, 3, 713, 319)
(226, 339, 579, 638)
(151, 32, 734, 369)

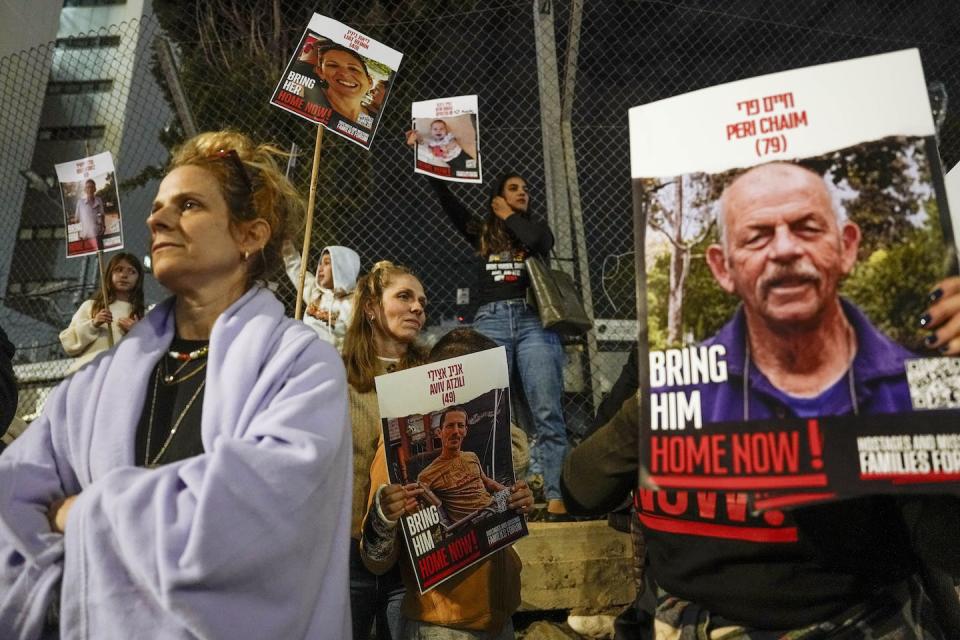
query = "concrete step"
(514, 520, 635, 612)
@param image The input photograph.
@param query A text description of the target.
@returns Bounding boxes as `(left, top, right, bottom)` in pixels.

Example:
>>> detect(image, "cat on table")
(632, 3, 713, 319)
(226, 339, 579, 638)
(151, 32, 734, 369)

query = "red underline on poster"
(651, 474, 828, 489)
(639, 513, 798, 543)
(421, 549, 483, 588)
(860, 472, 960, 484)
(752, 493, 837, 510)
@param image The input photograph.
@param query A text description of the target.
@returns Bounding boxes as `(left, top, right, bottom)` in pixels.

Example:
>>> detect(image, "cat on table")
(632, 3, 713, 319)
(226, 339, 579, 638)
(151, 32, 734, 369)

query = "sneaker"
(544, 511, 575, 523)
(545, 498, 572, 522)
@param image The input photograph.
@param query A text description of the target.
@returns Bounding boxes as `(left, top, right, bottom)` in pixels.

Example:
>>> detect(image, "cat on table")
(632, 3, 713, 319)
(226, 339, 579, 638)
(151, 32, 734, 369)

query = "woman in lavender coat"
(0, 131, 353, 639)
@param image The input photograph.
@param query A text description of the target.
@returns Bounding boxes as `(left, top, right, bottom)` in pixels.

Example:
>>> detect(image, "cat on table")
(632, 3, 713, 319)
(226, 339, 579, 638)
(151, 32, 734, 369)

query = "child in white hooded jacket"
(283, 243, 360, 352)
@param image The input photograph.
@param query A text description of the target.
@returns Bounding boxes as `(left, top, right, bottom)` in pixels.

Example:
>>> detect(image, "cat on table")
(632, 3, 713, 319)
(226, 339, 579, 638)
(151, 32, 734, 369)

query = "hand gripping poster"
(374, 347, 527, 593)
(270, 14, 401, 149)
(411, 95, 482, 183)
(55, 152, 124, 258)
(629, 49, 960, 509)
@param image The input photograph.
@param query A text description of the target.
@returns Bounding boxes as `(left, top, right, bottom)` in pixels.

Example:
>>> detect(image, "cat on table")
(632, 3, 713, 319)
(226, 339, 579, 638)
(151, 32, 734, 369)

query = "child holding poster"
(59, 252, 144, 373)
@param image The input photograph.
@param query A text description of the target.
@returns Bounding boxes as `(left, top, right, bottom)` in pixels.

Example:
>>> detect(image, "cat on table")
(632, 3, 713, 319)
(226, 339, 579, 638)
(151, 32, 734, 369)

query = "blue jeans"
(403, 619, 514, 639)
(350, 543, 404, 639)
(473, 299, 567, 500)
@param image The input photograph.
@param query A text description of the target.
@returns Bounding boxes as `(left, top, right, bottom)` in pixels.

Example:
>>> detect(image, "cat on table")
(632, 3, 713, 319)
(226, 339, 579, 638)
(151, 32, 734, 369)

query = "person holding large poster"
(562, 282, 960, 637)
(0, 130, 352, 639)
(624, 48, 960, 638)
(341, 260, 428, 640)
(360, 330, 531, 639)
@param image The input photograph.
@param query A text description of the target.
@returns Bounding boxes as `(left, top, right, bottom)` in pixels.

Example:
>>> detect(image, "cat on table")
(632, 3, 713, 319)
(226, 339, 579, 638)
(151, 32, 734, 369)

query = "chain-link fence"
(3, 0, 960, 431)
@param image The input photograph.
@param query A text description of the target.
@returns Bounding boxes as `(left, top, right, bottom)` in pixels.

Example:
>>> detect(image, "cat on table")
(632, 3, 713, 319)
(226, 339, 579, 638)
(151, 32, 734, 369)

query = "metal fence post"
(153, 36, 198, 139)
(558, 0, 604, 412)
(534, 0, 601, 410)
(532, 0, 572, 257)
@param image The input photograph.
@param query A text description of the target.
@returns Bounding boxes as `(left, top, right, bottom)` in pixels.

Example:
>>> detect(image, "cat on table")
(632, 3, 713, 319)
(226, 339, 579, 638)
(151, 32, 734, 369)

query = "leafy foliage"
(647, 229, 739, 351)
(842, 199, 946, 349)
(801, 136, 934, 258)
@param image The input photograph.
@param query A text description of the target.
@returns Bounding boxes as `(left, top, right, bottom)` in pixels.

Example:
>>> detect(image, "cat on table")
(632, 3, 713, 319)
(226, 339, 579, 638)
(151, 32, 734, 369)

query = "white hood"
(316, 245, 360, 294)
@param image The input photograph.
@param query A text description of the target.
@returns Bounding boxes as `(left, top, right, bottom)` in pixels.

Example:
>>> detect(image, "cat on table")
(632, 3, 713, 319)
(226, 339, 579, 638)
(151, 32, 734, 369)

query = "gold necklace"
(162, 357, 208, 385)
(144, 365, 207, 468)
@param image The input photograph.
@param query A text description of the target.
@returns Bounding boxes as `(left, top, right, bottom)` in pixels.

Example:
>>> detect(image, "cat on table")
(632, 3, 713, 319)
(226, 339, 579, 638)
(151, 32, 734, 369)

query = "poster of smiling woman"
(55, 151, 124, 258)
(270, 13, 402, 150)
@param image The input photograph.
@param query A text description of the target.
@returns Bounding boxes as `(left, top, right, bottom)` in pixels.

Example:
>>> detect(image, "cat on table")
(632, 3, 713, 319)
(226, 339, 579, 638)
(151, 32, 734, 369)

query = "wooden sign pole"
(295, 126, 325, 320)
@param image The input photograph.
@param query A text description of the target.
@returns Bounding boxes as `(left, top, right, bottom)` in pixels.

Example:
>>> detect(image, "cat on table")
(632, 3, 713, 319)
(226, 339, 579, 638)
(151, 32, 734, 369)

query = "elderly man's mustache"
(760, 264, 821, 295)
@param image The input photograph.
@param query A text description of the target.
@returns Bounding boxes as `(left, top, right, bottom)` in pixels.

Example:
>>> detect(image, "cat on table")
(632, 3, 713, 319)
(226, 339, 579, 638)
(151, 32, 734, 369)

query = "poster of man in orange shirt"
(375, 346, 527, 592)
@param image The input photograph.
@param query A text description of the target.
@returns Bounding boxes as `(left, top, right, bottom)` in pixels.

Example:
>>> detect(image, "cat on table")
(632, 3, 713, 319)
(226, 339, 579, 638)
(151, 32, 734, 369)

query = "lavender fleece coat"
(0, 287, 353, 639)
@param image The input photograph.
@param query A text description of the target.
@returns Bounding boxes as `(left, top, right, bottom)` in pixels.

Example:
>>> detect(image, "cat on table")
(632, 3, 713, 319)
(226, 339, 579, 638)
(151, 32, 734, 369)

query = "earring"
(244, 250, 250, 261)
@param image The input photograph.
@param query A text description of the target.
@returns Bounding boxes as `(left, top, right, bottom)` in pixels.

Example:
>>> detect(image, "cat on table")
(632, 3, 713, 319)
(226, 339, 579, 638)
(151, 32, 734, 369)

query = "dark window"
(55, 35, 121, 49)
(47, 79, 114, 95)
(17, 226, 66, 240)
(37, 125, 106, 141)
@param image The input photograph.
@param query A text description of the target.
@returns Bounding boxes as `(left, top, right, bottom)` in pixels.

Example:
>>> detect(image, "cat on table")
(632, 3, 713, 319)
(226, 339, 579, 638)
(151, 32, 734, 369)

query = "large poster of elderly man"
(55, 151, 124, 258)
(631, 49, 960, 503)
(374, 346, 527, 594)
(270, 13, 402, 149)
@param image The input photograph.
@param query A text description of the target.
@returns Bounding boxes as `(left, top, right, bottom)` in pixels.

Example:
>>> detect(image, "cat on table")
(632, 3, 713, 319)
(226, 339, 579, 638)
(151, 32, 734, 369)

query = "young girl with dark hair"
(59, 251, 145, 372)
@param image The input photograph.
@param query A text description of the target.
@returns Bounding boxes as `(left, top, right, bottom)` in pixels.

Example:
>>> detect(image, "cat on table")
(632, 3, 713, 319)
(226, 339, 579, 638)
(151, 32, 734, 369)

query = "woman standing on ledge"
(408, 132, 570, 520)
